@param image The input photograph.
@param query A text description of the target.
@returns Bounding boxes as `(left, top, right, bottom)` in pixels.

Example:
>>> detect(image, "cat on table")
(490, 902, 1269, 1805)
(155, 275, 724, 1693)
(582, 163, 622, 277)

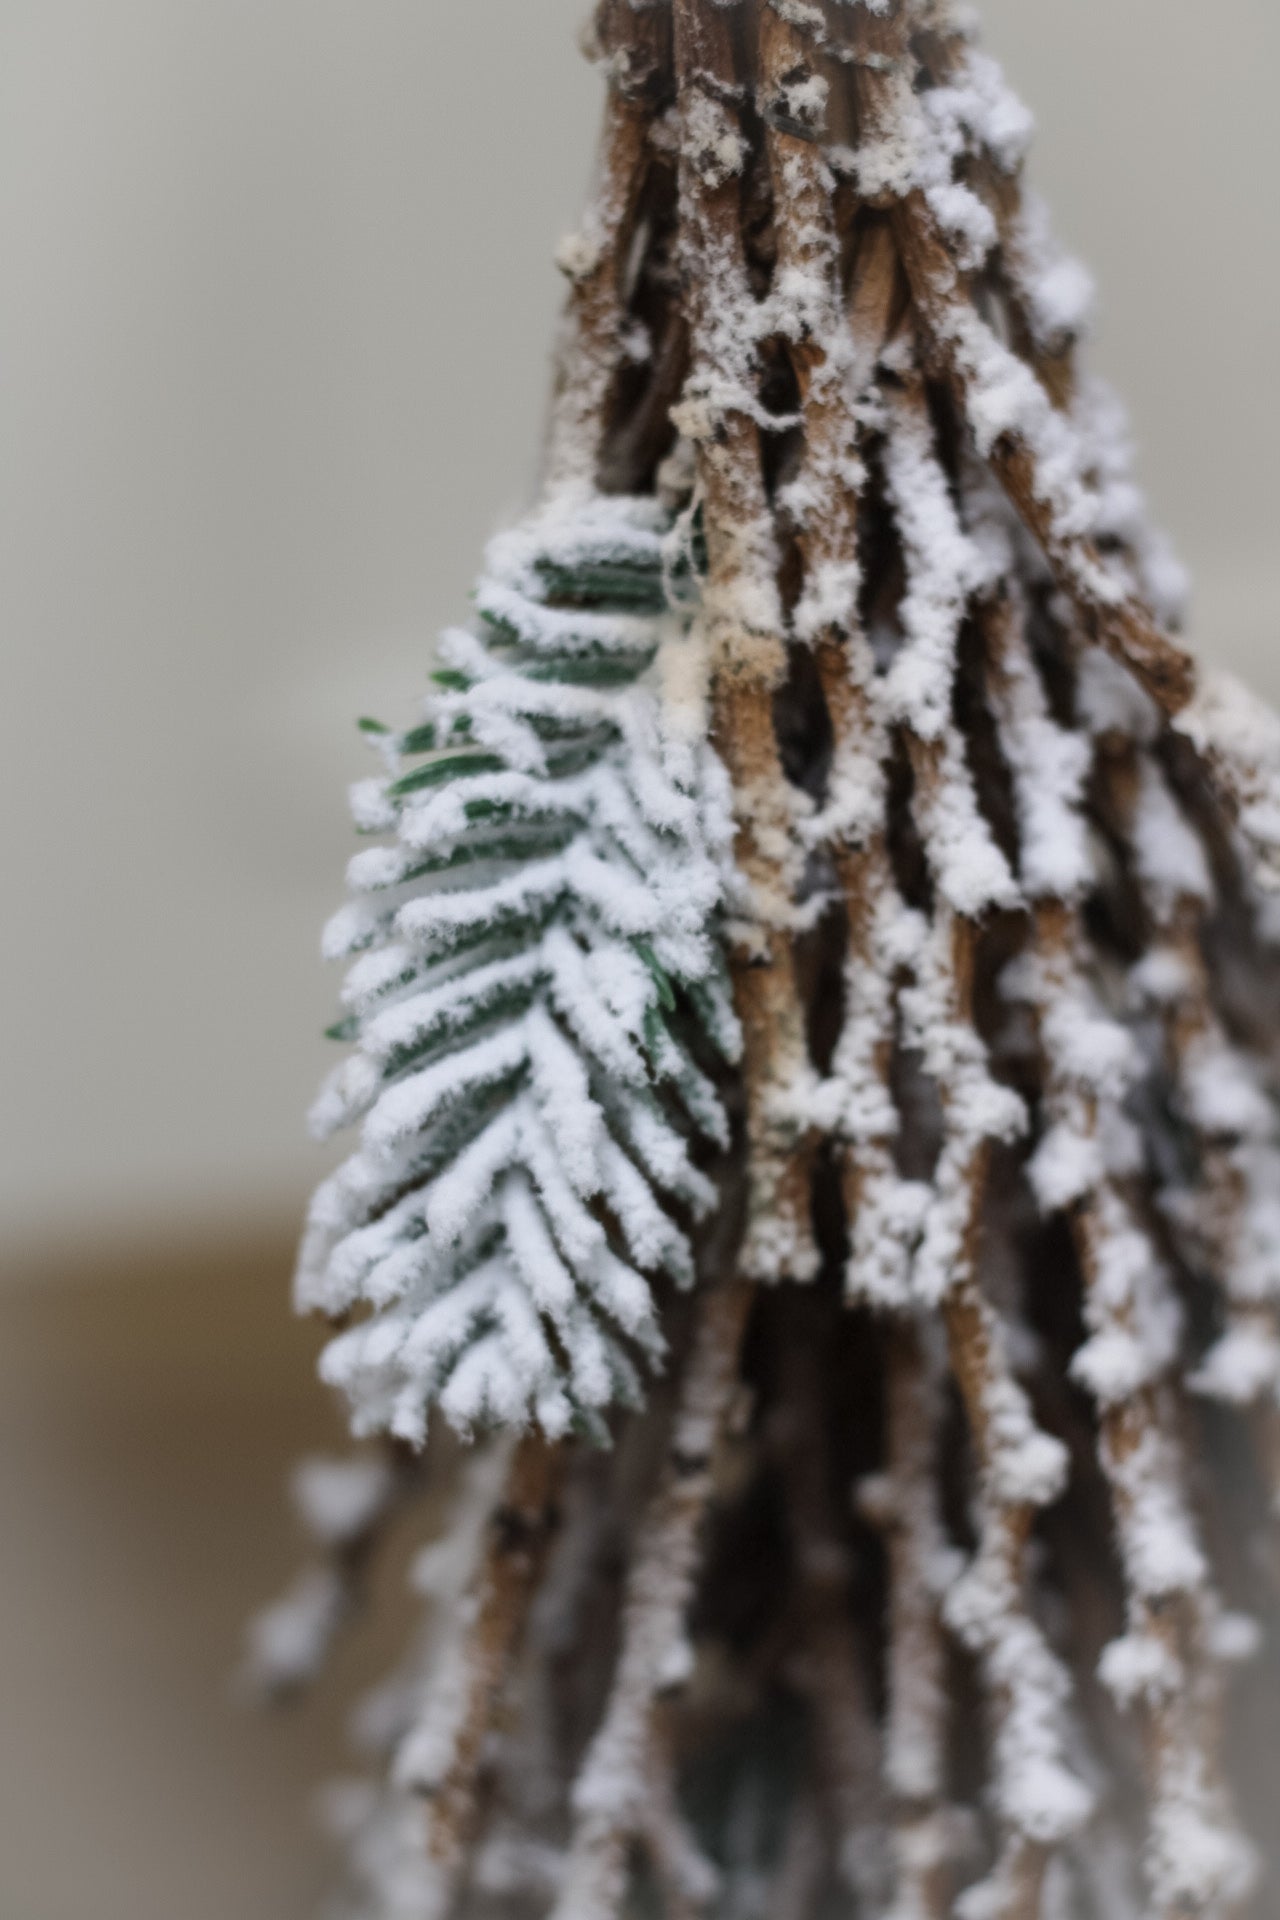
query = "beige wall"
(3, 0, 1279, 1253)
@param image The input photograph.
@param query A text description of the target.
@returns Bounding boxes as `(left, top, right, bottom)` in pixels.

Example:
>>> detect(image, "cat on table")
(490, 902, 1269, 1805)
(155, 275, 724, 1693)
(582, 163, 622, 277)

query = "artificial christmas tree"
(258, 4, 1280, 1915)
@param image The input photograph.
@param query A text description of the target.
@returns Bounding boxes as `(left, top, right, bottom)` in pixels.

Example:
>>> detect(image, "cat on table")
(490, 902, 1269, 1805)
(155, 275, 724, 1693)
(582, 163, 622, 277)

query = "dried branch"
(982, 598, 1256, 1918)
(1103, 745, 1280, 1502)
(860, 1321, 955, 1920)
(247, 1443, 422, 1700)
(545, 0, 674, 494)
(671, 0, 818, 1285)
(912, 911, 1087, 1918)
(846, 4, 1194, 720)
(874, 384, 1088, 1916)
(756, 47, 961, 1904)
(411, 1430, 564, 1917)
(758, 4, 913, 1312)
(551, 1277, 755, 1920)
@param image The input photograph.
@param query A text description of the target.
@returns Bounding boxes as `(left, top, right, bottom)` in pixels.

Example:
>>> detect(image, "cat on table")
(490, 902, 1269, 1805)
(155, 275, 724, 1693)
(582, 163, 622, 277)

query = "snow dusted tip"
(293, 1453, 396, 1548)
(245, 1566, 348, 1698)
(1177, 667, 1280, 892)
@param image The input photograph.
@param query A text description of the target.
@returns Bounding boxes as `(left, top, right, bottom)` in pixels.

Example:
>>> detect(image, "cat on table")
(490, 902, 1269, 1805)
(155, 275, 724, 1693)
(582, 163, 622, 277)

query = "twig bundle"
(263, 4, 1280, 1915)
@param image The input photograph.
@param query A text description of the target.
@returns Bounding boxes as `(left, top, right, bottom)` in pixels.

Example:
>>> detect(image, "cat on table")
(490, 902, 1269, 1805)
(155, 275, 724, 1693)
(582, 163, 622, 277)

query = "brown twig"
(912, 905, 1082, 1918)
(981, 596, 1255, 1919)
(417, 1431, 564, 1912)
(758, 2, 912, 1312)
(844, 2, 1196, 719)
(876, 380, 1090, 1916)
(545, 0, 674, 493)
(861, 1320, 955, 1920)
(248, 1441, 425, 1701)
(550, 1277, 755, 1920)
(757, 42, 958, 1904)
(671, 0, 818, 1285)
(1104, 749, 1280, 1514)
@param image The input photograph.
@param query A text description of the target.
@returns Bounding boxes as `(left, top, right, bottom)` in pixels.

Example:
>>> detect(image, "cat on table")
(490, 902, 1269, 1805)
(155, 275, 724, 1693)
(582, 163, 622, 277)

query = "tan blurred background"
(1, 3, 1277, 1915)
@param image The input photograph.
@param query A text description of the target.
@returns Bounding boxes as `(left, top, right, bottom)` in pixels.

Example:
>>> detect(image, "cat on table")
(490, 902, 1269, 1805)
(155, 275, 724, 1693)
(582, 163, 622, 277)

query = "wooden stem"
(545, 0, 672, 493)
(420, 1431, 564, 1911)
(551, 1277, 755, 1920)
(982, 597, 1253, 1920)
(846, 2, 1196, 718)
(878, 1320, 953, 1920)
(672, 0, 818, 1285)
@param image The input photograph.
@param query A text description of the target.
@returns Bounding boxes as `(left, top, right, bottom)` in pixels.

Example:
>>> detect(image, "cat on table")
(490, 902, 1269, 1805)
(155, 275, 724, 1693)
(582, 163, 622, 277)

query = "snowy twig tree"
(257, 4, 1280, 1915)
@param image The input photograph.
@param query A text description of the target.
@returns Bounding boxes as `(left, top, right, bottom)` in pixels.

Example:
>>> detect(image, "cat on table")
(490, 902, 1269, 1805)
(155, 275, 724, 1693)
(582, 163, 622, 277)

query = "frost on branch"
(298, 494, 739, 1446)
(265, 4, 1280, 1918)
